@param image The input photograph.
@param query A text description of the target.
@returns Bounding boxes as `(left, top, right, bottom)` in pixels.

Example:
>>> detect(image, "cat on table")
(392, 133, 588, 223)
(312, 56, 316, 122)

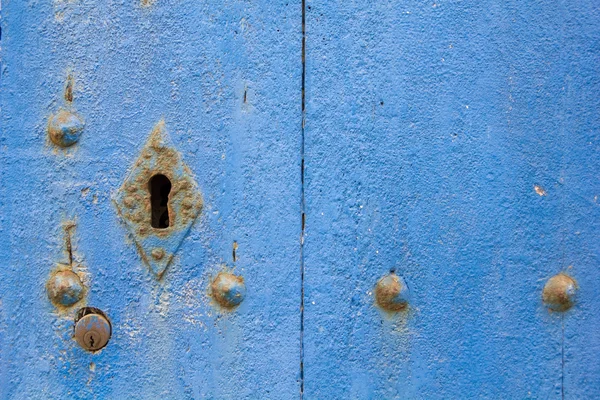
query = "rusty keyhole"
(149, 174, 171, 229)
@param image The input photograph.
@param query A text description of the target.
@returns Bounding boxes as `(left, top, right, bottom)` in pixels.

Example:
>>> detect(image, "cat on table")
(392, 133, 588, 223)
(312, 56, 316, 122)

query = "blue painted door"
(0, 1, 302, 398)
(303, 1, 600, 399)
(2, 1, 600, 399)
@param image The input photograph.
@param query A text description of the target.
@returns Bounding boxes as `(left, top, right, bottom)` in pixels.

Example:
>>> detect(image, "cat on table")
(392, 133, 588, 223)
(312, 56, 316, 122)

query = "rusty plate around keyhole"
(74, 308, 111, 352)
(113, 120, 203, 277)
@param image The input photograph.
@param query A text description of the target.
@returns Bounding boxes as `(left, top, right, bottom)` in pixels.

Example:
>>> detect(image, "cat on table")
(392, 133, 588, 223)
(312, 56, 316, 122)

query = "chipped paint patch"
(534, 185, 547, 196)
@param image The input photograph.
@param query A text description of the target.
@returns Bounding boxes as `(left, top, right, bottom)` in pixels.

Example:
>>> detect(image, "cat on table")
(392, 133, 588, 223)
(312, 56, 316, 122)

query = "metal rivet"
(74, 307, 111, 352)
(151, 248, 165, 260)
(182, 197, 194, 209)
(47, 270, 85, 307)
(375, 273, 410, 312)
(211, 272, 246, 309)
(542, 273, 577, 311)
(123, 196, 136, 208)
(48, 109, 84, 147)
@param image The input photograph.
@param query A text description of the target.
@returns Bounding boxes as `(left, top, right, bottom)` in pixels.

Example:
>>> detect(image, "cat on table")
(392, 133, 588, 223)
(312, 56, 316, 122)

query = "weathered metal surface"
(542, 273, 578, 312)
(0, 0, 302, 398)
(210, 271, 246, 309)
(48, 109, 85, 148)
(374, 273, 410, 312)
(113, 121, 203, 277)
(47, 269, 86, 308)
(74, 308, 112, 352)
(47, 223, 88, 309)
(303, 0, 600, 398)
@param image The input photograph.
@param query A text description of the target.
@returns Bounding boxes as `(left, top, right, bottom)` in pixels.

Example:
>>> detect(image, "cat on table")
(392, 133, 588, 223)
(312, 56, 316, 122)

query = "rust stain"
(534, 185, 547, 196)
(113, 120, 203, 277)
(64, 74, 74, 103)
(116, 121, 202, 239)
(375, 274, 408, 312)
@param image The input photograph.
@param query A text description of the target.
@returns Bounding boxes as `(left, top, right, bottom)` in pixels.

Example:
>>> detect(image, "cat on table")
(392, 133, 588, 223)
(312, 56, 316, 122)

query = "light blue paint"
(303, 0, 600, 398)
(1, 0, 599, 398)
(0, 0, 302, 398)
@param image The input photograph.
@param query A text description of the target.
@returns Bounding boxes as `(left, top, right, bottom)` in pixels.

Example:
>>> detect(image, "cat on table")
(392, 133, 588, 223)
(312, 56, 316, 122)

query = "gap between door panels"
(300, 0, 307, 398)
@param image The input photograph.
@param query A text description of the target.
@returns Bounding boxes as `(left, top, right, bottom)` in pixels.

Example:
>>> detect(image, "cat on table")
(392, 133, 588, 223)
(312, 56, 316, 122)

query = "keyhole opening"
(149, 174, 171, 229)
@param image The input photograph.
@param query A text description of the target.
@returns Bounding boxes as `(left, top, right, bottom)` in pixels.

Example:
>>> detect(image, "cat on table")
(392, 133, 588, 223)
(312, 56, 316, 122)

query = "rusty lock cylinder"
(74, 307, 112, 352)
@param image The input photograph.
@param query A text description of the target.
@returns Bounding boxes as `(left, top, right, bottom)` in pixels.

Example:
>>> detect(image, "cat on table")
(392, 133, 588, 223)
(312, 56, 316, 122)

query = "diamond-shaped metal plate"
(113, 121, 203, 277)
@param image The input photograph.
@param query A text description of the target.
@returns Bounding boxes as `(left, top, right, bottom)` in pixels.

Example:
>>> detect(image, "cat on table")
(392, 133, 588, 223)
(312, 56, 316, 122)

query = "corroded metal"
(113, 121, 203, 277)
(542, 273, 577, 312)
(48, 109, 84, 147)
(74, 307, 112, 352)
(211, 272, 246, 309)
(375, 273, 410, 312)
(47, 269, 85, 307)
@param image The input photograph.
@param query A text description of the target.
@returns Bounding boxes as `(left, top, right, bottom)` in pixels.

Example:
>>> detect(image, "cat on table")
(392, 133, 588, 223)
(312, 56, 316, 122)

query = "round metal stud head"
(542, 273, 577, 311)
(74, 309, 111, 352)
(48, 109, 84, 147)
(47, 270, 84, 307)
(375, 273, 410, 312)
(211, 272, 246, 309)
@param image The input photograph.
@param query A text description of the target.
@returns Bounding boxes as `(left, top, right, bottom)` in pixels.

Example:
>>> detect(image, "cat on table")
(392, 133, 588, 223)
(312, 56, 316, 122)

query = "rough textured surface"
(303, 0, 600, 398)
(0, 0, 302, 398)
(113, 120, 204, 277)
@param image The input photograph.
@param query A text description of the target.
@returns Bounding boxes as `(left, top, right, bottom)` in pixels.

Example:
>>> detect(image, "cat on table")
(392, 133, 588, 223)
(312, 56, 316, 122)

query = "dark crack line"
(300, 0, 306, 397)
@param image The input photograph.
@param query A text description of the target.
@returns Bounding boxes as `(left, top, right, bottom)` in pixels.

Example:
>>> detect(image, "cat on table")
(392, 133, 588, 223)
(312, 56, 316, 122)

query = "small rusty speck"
(542, 273, 577, 311)
(64, 75, 74, 103)
(534, 185, 547, 196)
(151, 248, 165, 260)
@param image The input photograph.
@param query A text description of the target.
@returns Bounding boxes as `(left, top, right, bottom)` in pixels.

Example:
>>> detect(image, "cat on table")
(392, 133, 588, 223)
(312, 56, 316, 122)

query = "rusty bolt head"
(211, 272, 246, 309)
(74, 308, 111, 352)
(48, 109, 84, 147)
(151, 248, 165, 260)
(47, 270, 85, 307)
(375, 273, 410, 312)
(542, 273, 577, 311)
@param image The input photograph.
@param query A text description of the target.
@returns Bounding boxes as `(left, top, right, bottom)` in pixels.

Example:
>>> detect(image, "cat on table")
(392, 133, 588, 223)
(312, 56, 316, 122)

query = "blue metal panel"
(303, 0, 600, 398)
(0, 1, 302, 398)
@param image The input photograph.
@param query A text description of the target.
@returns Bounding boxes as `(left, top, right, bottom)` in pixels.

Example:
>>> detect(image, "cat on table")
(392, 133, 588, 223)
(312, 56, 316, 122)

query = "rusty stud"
(182, 197, 194, 209)
(74, 307, 111, 352)
(123, 196, 136, 208)
(375, 273, 410, 312)
(211, 272, 246, 309)
(542, 273, 577, 311)
(47, 270, 85, 307)
(151, 248, 165, 260)
(48, 109, 84, 147)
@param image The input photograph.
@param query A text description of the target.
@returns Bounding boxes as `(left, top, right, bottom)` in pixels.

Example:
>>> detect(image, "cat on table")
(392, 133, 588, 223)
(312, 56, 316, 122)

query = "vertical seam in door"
(300, 0, 306, 397)
(561, 317, 565, 400)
